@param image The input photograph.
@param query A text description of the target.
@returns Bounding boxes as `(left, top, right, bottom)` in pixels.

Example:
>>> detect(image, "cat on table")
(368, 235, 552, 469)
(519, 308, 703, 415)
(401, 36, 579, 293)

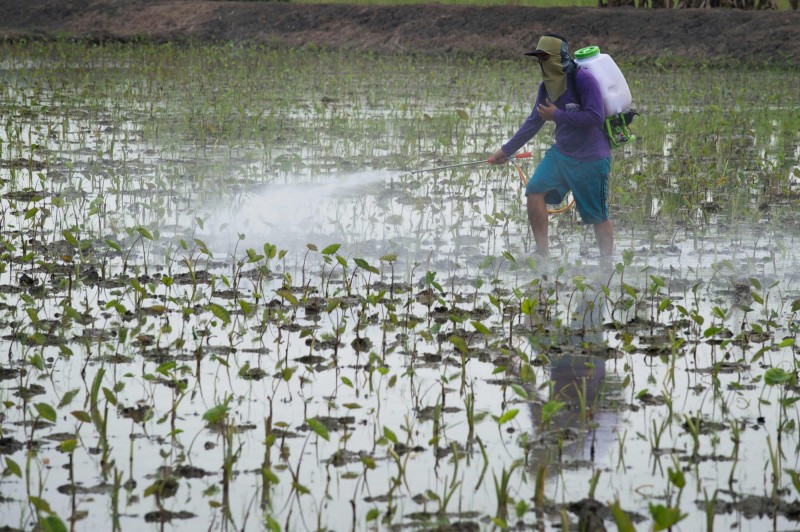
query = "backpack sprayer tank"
(574, 46, 636, 148)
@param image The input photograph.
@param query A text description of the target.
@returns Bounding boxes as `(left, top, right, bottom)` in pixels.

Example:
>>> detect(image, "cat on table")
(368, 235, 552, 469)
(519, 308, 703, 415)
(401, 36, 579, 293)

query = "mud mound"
(1, 0, 799, 64)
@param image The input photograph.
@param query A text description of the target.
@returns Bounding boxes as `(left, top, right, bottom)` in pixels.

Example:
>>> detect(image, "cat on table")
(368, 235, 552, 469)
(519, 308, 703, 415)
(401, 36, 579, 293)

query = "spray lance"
(409, 151, 573, 213)
(410, 151, 533, 174)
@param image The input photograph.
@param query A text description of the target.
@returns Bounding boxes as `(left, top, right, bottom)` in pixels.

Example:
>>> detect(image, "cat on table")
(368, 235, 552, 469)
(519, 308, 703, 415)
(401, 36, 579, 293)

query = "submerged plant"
(0, 40, 798, 532)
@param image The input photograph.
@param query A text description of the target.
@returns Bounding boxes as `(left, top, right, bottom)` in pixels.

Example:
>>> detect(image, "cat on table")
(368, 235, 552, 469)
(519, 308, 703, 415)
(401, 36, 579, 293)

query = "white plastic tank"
(574, 46, 632, 117)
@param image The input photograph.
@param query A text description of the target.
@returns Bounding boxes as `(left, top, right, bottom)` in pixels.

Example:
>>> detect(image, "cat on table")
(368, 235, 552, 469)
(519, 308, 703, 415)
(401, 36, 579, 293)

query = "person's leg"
(526, 193, 550, 257)
(593, 219, 614, 259)
(525, 148, 568, 258)
(564, 155, 612, 261)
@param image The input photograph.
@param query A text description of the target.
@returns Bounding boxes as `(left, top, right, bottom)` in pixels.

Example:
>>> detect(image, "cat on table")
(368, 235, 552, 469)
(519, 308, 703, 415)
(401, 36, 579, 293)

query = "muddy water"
(0, 43, 799, 531)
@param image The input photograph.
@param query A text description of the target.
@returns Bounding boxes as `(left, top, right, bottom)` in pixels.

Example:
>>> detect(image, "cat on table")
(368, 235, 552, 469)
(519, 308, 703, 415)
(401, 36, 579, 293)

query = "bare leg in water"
(526, 193, 549, 257)
(593, 219, 614, 261)
(527, 193, 614, 261)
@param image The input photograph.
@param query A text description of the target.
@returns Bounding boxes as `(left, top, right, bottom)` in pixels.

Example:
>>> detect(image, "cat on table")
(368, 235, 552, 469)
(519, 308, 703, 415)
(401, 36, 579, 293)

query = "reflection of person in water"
(524, 282, 620, 465)
(542, 352, 614, 462)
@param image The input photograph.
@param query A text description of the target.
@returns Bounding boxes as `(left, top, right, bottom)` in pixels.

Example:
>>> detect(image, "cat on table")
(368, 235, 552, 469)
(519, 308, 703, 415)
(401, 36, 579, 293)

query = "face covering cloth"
(534, 35, 576, 101)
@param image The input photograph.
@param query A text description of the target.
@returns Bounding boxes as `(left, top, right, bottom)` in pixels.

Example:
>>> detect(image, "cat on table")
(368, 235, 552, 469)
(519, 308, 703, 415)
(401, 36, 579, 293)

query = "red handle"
(485, 151, 533, 164)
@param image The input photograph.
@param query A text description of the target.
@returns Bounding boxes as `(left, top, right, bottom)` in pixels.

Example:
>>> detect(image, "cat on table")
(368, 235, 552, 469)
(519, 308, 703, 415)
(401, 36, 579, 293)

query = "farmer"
(488, 33, 613, 264)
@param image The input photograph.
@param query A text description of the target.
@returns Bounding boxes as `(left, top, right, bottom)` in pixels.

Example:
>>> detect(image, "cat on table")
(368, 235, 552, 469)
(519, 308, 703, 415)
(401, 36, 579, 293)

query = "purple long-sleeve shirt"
(501, 68, 610, 162)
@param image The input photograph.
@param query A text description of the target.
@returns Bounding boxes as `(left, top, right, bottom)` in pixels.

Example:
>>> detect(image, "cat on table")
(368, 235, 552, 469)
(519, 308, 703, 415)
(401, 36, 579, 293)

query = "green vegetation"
(292, 0, 796, 10)
(0, 40, 798, 530)
(296, 0, 598, 6)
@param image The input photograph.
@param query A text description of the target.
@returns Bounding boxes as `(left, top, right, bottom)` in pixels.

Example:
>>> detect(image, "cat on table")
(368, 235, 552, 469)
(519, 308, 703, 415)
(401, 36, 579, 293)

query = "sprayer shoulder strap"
(568, 68, 582, 109)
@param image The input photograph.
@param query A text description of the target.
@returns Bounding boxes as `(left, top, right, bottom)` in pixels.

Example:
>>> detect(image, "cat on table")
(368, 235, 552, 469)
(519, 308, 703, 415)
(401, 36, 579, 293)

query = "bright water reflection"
(0, 44, 799, 531)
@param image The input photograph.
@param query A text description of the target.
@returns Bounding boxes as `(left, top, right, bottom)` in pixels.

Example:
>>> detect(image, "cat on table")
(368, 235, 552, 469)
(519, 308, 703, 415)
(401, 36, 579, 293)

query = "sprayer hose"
(511, 160, 574, 215)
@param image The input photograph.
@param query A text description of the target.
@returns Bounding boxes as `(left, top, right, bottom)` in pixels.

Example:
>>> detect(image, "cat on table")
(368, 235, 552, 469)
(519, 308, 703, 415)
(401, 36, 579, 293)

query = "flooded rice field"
(0, 42, 799, 531)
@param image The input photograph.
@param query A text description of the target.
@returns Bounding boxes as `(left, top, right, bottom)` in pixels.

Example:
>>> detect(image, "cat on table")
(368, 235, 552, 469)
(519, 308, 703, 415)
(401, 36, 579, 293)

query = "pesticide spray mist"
(203, 170, 398, 257)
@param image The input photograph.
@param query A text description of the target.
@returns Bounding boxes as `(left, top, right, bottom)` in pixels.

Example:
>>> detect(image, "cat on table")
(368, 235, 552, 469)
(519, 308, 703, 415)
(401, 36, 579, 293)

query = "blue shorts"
(525, 147, 611, 225)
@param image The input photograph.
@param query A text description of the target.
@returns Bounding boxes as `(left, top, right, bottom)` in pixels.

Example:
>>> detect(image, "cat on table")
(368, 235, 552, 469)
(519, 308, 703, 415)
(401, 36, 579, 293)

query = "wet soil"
(1, 0, 799, 64)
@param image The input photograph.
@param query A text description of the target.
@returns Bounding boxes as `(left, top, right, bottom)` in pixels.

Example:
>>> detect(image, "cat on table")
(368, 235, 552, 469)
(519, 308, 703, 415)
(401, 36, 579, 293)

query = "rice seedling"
(0, 38, 798, 530)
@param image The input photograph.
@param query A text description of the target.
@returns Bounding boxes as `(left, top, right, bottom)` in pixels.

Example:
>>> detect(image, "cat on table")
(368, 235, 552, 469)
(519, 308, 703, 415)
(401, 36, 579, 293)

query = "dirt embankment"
(1, 0, 799, 64)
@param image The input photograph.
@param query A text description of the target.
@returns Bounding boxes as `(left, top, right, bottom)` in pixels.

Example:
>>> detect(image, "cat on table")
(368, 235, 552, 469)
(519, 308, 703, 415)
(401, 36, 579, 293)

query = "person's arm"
(489, 86, 546, 164)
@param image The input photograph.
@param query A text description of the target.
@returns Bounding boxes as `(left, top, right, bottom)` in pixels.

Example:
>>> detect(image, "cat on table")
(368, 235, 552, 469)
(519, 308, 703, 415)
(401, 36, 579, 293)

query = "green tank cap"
(575, 46, 601, 60)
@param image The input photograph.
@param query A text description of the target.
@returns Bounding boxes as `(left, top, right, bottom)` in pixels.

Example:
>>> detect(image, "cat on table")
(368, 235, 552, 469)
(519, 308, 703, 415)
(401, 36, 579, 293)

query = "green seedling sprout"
(1, 39, 799, 531)
(492, 461, 520, 527)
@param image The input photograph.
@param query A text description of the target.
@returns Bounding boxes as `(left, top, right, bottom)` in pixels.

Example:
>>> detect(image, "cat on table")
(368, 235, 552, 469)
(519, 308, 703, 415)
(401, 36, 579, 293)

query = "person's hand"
(487, 149, 508, 165)
(537, 98, 558, 121)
